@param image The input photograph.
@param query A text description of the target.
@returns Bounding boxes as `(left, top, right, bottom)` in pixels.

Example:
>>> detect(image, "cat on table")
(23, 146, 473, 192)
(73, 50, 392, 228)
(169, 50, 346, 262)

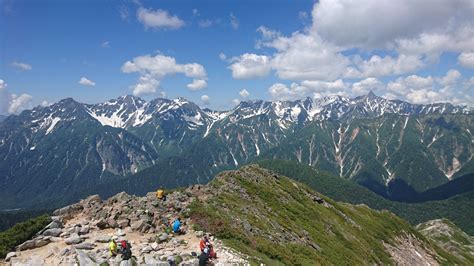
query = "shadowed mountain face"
(0, 93, 472, 208)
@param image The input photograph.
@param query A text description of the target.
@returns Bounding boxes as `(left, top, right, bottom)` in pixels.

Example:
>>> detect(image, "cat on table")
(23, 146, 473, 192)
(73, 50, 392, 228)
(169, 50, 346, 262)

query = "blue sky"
(1, 0, 474, 114)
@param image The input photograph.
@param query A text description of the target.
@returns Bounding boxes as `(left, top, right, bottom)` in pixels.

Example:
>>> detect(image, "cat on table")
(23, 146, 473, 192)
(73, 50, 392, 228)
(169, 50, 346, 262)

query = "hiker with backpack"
(108, 236, 118, 257)
(119, 239, 132, 260)
(172, 217, 185, 234)
(199, 235, 217, 259)
(156, 187, 166, 201)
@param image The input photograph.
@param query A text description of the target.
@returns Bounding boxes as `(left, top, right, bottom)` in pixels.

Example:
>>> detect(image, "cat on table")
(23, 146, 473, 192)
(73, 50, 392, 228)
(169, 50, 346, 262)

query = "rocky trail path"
(2, 188, 248, 266)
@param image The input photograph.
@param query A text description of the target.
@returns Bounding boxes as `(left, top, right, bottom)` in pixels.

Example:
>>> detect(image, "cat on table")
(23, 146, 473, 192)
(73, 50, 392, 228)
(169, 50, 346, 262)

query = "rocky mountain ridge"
(3, 165, 472, 265)
(0, 93, 473, 209)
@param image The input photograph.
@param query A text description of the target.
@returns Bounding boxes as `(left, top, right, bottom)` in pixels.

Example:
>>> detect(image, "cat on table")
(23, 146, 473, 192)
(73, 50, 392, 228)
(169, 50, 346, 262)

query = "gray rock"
(117, 229, 126, 236)
(74, 242, 96, 250)
(43, 228, 63, 237)
(76, 250, 98, 265)
(117, 218, 130, 228)
(119, 259, 134, 266)
(79, 225, 90, 235)
(53, 203, 83, 217)
(45, 219, 64, 230)
(5, 252, 16, 261)
(94, 235, 111, 243)
(59, 247, 70, 256)
(107, 217, 119, 228)
(151, 242, 159, 250)
(82, 194, 101, 206)
(95, 219, 108, 229)
(64, 233, 82, 245)
(180, 258, 199, 266)
(141, 245, 153, 253)
(131, 220, 146, 231)
(17, 238, 50, 251)
(158, 233, 169, 243)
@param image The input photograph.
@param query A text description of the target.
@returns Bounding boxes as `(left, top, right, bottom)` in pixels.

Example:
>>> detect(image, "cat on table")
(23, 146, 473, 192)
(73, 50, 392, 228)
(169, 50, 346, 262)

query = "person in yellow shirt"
(156, 187, 166, 201)
(109, 236, 118, 256)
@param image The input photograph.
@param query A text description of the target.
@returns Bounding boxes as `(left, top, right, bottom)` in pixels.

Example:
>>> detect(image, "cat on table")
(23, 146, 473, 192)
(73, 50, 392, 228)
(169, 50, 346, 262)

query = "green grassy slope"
(256, 160, 474, 235)
(189, 165, 462, 265)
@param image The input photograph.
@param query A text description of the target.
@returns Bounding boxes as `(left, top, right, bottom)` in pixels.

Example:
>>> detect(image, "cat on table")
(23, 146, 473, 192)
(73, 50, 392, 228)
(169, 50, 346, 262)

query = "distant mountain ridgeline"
(0, 93, 472, 209)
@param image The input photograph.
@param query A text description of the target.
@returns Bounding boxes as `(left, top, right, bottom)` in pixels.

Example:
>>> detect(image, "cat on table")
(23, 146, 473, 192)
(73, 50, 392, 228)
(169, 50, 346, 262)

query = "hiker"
(156, 187, 166, 201)
(120, 240, 132, 260)
(172, 217, 184, 234)
(108, 237, 118, 256)
(198, 247, 210, 266)
(199, 235, 217, 259)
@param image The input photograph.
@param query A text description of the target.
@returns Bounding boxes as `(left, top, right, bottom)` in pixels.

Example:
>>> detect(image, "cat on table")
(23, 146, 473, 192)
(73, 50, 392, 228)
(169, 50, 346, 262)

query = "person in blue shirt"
(172, 217, 184, 234)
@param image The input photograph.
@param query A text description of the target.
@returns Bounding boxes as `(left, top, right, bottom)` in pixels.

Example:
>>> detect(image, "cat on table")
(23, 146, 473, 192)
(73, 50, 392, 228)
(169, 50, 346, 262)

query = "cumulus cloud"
(8, 94, 33, 114)
(229, 13, 239, 30)
(11, 61, 32, 71)
(459, 52, 474, 68)
(239, 89, 250, 98)
(0, 79, 33, 114)
(351, 78, 384, 95)
(312, 0, 474, 52)
(121, 53, 208, 96)
(228, 53, 272, 79)
(137, 7, 185, 30)
(78, 77, 96, 86)
(218, 53, 227, 61)
(201, 95, 210, 105)
(187, 79, 207, 90)
(268, 80, 348, 101)
(437, 69, 461, 87)
(232, 99, 240, 106)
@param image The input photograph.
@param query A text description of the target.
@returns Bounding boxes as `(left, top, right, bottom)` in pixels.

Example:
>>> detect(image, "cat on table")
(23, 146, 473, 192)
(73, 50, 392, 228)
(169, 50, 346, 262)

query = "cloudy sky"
(1, 0, 474, 114)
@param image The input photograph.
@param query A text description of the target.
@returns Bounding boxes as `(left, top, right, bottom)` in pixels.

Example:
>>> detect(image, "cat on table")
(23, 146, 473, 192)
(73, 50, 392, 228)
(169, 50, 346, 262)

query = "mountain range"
(0, 92, 473, 209)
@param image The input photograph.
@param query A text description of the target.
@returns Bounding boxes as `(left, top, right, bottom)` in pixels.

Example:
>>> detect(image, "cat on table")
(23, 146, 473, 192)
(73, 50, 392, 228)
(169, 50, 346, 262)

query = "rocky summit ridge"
(4, 187, 247, 265)
(3, 165, 473, 265)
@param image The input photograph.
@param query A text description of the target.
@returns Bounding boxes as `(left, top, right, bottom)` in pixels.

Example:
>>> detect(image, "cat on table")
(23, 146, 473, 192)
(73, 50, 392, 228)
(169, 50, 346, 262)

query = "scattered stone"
(17, 238, 50, 251)
(158, 233, 169, 243)
(95, 219, 108, 229)
(94, 235, 111, 243)
(64, 233, 82, 245)
(79, 225, 90, 235)
(151, 242, 159, 250)
(43, 228, 63, 237)
(117, 218, 130, 228)
(117, 229, 126, 236)
(74, 242, 96, 250)
(76, 250, 96, 265)
(131, 220, 146, 231)
(107, 217, 119, 228)
(5, 252, 16, 262)
(141, 246, 153, 253)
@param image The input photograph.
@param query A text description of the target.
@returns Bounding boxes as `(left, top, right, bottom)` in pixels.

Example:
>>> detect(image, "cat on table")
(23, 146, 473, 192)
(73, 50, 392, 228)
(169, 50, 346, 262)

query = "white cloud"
(187, 79, 207, 90)
(229, 13, 239, 30)
(122, 53, 208, 96)
(268, 80, 348, 101)
(351, 78, 384, 95)
(239, 89, 250, 98)
(101, 41, 110, 48)
(11, 61, 32, 71)
(312, 0, 474, 51)
(232, 99, 240, 106)
(437, 69, 461, 86)
(137, 7, 185, 30)
(192, 9, 199, 16)
(201, 95, 210, 105)
(347, 54, 424, 78)
(229, 53, 272, 79)
(8, 94, 33, 114)
(41, 100, 50, 107)
(198, 19, 213, 28)
(218, 53, 227, 61)
(0, 79, 6, 89)
(78, 77, 96, 86)
(459, 52, 474, 68)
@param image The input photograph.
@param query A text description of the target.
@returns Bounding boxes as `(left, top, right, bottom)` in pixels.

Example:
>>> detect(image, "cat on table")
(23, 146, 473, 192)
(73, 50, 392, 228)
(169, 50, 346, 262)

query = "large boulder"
(42, 228, 63, 237)
(107, 217, 119, 228)
(64, 233, 82, 245)
(53, 203, 83, 218)
(117, 218, 130, 228)
(5, 252, 17, 262)
(17, 238, 51, 251)
(74, 242, 96, 250)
